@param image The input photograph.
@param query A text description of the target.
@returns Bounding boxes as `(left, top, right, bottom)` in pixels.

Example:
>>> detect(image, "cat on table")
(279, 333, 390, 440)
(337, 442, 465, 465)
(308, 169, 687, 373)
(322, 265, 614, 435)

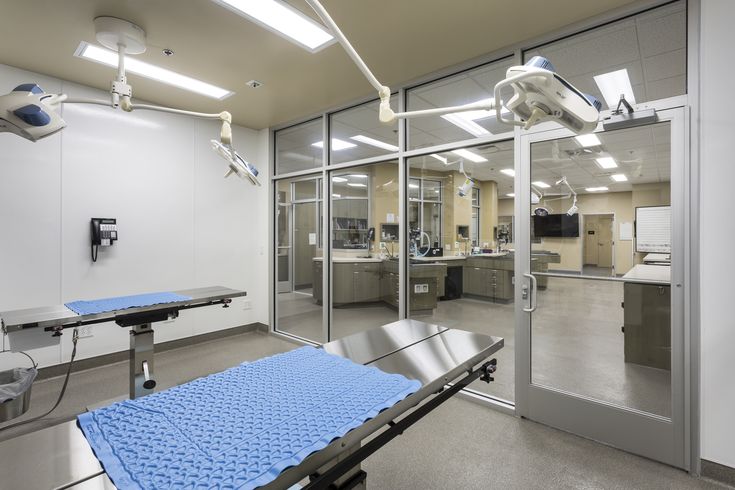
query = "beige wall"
(479, 180, 499, 247)
(497, 182, 670, 274)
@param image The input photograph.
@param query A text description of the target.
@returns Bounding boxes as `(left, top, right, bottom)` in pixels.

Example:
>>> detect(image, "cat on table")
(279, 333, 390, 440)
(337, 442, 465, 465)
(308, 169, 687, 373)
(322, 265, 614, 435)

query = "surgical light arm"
(304, 0, 600, 133)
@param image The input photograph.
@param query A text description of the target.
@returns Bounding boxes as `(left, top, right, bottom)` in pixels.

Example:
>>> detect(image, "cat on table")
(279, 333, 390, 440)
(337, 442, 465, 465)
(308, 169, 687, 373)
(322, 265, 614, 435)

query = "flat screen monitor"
(533, 214, 579, 237)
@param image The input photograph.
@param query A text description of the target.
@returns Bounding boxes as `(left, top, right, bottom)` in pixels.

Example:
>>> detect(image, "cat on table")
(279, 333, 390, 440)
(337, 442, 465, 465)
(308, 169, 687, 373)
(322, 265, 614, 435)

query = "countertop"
(623, 264, 671, 284)
(313, 257, 383, 263)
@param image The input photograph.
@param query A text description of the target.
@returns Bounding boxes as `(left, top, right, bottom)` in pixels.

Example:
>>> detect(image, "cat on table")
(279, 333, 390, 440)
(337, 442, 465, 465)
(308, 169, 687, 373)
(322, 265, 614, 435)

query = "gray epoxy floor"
(0, 331, 718, 489)
(276, 275, 671, 416)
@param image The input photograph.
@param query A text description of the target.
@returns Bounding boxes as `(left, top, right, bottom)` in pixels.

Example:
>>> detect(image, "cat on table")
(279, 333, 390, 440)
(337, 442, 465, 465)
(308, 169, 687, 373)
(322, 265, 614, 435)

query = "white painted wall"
(699, 0, 735, 470)
(0, 63, 269, 370)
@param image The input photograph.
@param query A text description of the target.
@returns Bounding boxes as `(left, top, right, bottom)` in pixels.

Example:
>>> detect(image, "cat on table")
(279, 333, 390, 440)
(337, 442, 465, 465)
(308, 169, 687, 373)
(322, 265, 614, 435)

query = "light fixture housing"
(212, 0, 335, 52)
(350, 135, 399, 152)
(595, 157, 618, 169)
(593, 69, 636, 110)
(611, 174, 628, 182)
(312, 139, 357, 151)
(451, 149, 487, 163)
(574, 133, 601, 148)
(74, 42, 233, 99)
(500, 168, 515, 177)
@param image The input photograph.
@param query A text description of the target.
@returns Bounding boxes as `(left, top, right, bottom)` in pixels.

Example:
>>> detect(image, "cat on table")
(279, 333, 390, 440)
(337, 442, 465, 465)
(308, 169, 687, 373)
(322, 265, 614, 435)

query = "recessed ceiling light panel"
(451, 149, 487, 163)
(213, 0, 335, 52)
(593, 69, 636, 109)
(74, 42, 233, 99)
(350, 135, 399, 152)
(574, 133, 601, 148)
(595, 157, 618, 169)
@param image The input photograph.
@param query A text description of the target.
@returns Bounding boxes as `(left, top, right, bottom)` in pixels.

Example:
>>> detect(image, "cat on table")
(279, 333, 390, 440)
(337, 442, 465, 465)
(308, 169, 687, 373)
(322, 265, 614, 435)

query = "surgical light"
(532, 181, 550, 188)
(586, 186, 609, 192)
(75, 42, 233, 100)
(593, 69, 636, 110)
(312, 139, 356, 150)
(500, 168, 515, 177)
(451, 149, 487, 163)
(611, 174, 628, 182)
(213, 0, 334, 52)
(350, 135, 399, 151)
(574, 133, 601, 148)
(595, 157, 618, 169)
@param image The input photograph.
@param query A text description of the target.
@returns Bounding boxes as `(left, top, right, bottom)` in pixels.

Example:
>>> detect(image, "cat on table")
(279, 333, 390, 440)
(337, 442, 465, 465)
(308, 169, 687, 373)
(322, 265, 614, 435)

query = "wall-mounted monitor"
(532, 214, 580, 238)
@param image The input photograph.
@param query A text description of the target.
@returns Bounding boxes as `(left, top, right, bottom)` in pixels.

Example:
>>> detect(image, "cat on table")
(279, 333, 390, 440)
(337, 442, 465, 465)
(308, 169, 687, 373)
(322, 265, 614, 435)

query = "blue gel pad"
(78, 346, 421, 490)
(65, 292, 192, 315)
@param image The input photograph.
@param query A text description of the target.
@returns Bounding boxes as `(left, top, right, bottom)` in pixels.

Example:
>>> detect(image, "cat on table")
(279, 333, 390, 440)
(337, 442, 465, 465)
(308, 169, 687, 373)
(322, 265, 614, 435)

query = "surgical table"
(1, 286, 247, 399)
(0, 319, 503, 489)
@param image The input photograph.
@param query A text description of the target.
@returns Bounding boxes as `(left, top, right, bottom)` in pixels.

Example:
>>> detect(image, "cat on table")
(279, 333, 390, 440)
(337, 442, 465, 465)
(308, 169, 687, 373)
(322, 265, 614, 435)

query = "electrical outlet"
(242, 300, 252, 311)
(78, 325, 94, 338)
(414, 284, 421, 294)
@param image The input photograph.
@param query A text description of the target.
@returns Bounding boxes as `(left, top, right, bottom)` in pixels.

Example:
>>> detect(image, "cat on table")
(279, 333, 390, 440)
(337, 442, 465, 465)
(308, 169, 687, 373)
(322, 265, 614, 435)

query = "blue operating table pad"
(64, 292, 192, 315)
(77, 346, 421, 489)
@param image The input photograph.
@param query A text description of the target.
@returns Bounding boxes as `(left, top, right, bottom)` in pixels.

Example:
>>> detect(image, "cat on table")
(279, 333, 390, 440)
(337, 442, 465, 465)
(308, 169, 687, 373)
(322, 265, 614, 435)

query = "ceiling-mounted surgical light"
(75, 42, 233, 99)
(213, 0, 334, 52)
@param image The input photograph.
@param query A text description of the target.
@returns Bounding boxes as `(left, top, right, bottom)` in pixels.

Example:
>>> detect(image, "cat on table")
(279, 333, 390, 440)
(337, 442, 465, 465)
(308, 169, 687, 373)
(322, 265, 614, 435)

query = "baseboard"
(36, 322, 268, 380)
(702, 459, 735, 487)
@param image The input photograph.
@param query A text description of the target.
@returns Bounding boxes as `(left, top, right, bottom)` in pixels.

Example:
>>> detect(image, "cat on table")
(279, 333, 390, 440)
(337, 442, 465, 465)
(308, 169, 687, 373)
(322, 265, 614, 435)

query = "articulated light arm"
(304, 0, 496, 123)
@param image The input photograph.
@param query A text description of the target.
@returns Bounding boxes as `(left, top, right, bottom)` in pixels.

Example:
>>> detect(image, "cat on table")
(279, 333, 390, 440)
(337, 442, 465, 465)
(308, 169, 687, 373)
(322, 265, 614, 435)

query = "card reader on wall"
(91, 218, 117, 262)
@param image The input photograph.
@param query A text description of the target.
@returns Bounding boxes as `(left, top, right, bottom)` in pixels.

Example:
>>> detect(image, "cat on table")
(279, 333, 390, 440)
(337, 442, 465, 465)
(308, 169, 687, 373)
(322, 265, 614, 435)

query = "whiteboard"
(635, 206, 671, 253)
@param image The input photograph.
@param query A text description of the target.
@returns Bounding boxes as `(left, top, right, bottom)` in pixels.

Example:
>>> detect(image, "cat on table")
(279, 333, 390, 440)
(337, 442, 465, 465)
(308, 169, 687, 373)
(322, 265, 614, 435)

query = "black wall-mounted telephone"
(90, 218, 118, 262)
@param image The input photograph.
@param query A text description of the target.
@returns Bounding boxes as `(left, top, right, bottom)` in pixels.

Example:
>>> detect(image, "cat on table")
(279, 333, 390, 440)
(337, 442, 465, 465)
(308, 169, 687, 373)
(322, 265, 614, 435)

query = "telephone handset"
(90, 218, 118, 262)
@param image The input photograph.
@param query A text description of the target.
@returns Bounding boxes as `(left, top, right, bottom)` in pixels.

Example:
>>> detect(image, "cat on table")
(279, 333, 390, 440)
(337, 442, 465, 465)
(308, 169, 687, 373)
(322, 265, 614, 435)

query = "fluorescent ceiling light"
(593, 69, 636, 109)
(532, 181, 550, 188)
(332, 193, 341, 198)
(350, 135, 399, 152)
(347, 183, 367, 188)
(574, 134, 601, 148)
(349, 174, 367, 179)
(595, 157, 618, 169)
(611, 173, 628, 182)
(409, 183, 419, 189)
(74, 42, 233, 99)
(332, 176, 348, 183)
(451, 149, 487, 163)
(213, 0, 334, 52)
(441, 114, 490, 137)
(506, 193, 515, 197)
(312, 139, 357, 151)
(500, 168, 515, 177)
(430, 154, 448, 165)
(586, 186, 609, 192)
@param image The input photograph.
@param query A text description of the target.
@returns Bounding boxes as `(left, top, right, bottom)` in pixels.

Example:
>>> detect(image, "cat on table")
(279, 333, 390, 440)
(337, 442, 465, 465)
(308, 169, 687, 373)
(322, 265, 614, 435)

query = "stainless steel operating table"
(0, 318, 503, 489)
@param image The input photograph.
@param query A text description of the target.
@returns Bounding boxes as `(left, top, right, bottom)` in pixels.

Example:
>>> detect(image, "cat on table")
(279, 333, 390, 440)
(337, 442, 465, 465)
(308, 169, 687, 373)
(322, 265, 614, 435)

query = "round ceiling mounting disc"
(94, 16, 147, 54)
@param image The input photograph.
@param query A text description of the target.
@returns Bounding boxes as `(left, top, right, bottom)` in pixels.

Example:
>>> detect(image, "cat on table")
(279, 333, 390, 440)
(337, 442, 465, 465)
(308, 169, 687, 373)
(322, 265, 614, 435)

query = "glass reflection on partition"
(329, 161, 400, 339)
(406, 143, 516, 403)
(275, 176, 324, 343)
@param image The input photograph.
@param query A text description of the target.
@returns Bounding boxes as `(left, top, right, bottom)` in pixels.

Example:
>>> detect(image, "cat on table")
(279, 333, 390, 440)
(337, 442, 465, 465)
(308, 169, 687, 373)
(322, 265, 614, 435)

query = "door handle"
(523, 273, 537, 313)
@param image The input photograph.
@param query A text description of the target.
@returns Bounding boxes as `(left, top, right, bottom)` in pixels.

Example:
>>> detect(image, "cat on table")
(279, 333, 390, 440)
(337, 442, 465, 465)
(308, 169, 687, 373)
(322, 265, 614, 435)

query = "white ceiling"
(0, 0, 643, 129)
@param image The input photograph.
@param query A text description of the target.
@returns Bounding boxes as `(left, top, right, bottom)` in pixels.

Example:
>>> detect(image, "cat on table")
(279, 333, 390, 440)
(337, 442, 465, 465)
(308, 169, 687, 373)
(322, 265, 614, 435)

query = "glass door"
(516, 107, 688, 469)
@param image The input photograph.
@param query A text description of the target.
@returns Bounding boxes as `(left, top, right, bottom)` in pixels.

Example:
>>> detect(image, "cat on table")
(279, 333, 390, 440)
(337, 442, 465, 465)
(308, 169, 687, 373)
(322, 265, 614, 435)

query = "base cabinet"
(623, 282, 671, 370)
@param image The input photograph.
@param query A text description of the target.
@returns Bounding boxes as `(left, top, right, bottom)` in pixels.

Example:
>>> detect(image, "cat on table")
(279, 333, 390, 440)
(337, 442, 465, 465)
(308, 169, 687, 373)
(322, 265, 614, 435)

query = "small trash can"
(0, 350, 38, 423)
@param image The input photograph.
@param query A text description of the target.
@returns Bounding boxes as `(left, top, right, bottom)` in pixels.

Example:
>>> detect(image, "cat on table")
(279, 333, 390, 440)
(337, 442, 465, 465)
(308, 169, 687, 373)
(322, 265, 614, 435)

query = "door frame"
(514, 106, 690, 469)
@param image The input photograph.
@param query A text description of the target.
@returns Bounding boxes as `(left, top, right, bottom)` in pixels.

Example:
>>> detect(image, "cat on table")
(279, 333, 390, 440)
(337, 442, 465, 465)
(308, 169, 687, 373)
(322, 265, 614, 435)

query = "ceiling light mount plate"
(94, 16, 147, 54)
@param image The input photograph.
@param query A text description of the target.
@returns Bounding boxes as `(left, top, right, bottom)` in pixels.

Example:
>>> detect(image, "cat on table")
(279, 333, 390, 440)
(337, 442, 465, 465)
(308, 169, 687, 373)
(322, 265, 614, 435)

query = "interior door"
(516, 107, 688, 469)
(598, 217, 614, 268)
(584, 217, 599, 265)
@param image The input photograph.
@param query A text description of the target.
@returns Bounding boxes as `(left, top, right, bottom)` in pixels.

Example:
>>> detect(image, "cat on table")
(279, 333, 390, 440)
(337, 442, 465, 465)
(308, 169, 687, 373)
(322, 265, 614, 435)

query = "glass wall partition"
(275, 176, 324, 343)
(406, 142, 515, 402)
(275, 118, 323, 175)
(406, 57, 516, 150)
(329, 161, 400, 339)
(330, 96, 399, 164)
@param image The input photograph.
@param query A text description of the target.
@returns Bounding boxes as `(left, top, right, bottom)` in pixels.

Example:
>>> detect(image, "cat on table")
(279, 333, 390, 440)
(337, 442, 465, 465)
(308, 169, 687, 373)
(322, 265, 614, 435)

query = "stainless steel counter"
(0, 319, 503, 490)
